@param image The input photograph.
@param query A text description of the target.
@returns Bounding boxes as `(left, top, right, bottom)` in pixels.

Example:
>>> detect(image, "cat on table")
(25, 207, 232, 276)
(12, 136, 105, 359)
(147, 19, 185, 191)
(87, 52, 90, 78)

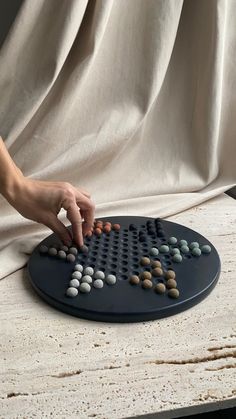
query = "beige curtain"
(0, 0, 235, 279)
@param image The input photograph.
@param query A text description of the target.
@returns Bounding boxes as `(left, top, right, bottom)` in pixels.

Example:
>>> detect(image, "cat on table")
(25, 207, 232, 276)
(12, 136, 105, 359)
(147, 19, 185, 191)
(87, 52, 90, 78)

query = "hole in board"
(121, 260, 128, 266)
(132, 271, 140, 276)
(110, 263, 117, 269)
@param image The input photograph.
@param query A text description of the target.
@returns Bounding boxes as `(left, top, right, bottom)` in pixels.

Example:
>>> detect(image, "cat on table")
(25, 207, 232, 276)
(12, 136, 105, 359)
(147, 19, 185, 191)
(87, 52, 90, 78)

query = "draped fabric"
(0, 0, 235, 279)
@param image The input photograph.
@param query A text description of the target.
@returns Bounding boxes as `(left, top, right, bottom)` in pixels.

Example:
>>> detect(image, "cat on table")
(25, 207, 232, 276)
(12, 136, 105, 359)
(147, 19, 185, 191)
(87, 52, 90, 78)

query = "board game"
(27, 216, 220, 323)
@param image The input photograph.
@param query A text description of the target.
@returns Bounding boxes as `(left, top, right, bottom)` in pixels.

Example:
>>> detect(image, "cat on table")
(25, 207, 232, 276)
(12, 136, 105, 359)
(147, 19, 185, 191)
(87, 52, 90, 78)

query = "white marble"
(66, 287, 78, 297)
(83, 267, 94, 276)
(71, 271, 82, 280)
(74, 264, 83, 272)
(79, 282, 91, 293)
(94, 271, 105, 280)
(69, 279, 80, 288)
(93, 279, 104, 289)
(81, 275, 93, 284)
(105, 274, 116, 285)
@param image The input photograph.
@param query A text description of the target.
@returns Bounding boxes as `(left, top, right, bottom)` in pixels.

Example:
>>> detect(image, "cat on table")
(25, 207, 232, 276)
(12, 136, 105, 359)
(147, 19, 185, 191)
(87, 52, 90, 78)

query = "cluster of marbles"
(89, 219, 121, 237)
(66, 264, 117, 297)
(146, 239, 211, 264)
(129, 257, 179, 299)
(132, 219, 165, 241)
(167, 238, 211, 261)
(39, 243, 88, 262)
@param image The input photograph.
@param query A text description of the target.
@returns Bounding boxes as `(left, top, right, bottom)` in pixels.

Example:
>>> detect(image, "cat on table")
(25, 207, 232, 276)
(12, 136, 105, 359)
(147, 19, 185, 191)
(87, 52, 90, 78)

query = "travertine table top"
(1, 194, 235, 419)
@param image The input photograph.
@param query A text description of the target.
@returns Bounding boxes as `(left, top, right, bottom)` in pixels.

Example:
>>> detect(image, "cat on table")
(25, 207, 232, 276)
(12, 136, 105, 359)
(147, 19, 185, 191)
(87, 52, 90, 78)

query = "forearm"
(0, 136, 23, 202)
(0, 136, 95, 245)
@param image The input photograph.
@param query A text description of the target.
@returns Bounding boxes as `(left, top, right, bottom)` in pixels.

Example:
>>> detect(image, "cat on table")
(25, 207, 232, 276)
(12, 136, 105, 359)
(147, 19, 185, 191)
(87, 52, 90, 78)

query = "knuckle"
(61, 181, 71, 189)
(62, 182, 75, 201)
(88, 200, 95, 211)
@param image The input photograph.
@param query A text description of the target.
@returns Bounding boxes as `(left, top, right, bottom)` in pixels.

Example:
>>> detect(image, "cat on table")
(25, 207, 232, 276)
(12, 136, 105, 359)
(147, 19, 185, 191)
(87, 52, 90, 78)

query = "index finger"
(76, 196, 95, 236)
(66, 203, 84, 247)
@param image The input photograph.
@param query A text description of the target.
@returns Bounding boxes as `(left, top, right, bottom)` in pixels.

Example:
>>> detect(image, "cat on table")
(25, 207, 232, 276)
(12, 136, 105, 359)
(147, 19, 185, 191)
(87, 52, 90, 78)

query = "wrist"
(0, 136, 25, 203)
(1, 165, 25, 204)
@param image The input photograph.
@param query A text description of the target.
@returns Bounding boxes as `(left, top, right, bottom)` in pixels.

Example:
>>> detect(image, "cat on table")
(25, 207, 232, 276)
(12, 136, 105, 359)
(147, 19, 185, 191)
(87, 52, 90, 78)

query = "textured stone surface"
(0, 195, 236, 418)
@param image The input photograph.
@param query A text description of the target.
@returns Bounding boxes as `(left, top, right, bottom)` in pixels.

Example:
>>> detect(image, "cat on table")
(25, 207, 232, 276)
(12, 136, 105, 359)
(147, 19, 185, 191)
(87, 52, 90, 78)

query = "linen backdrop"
(0, 0, 235, 279)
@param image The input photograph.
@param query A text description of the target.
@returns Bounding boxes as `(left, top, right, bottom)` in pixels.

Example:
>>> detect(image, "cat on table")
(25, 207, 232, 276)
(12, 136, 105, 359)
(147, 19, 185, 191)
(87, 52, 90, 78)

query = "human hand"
(7, 175, 95, 247)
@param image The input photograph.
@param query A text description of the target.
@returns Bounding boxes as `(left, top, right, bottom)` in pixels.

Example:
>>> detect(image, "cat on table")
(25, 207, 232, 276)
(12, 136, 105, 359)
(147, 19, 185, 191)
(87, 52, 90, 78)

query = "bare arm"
(0, 136, 95, 247)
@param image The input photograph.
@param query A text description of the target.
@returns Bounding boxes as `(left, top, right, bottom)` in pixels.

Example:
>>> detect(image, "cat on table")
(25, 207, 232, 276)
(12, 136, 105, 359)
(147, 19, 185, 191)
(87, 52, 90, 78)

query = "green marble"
(191, 247, 201, 256)
(172, 254, 183, 263)
(189, 242, 199, 250)
(168, 237, 177, 245)
(159, 245, 170, 253)
(201, 245, 211, 254)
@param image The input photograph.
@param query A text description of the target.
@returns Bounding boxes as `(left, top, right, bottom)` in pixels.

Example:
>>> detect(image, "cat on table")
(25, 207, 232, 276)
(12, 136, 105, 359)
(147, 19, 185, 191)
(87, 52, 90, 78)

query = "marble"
(140, 271, 152, 280)
(159, 245, 169, 253)
(81, 275, 93, 284)
(168, 237, 177, 245)
(140, 257, 151, 266)
(83, 267, 94, 276)
(105, 274, 116, 285)
(94, 271, 105, 280)
(39, 245, 48, 254)
(192, 247, 201, 257)
(166, 279, 177, 289)
(66, 254, 76, 263)
(180, 245, 189, 254)
(74, 264, 83, 272)
(69, 279, 80, 288)
(80, 245, 89, 254)
(189, 241, 200, 249)
(201, 245, 212, 254)
(151, 260, 162, 268)
(172, 253, 183, 263)
(71, 271, 82, 280)
(151, 268, 163, 277)
(142, 279, 153, 289)
(154, 283, 166, 294)
(66, 287, 78, 297)
(48, 247, 57, 256)
(69, 247, 78, 256)
(58, 250, 67, 259)
(168, 288, 180, 298)
(79, 282, 91, 293)
(93, 279, 104, 289)
(129, 275, 140, 285)
(170, 247, 180, 255)
(179, 239, 188, 246)
(149, 247, 159, 256)
(165, 270, 176, 280)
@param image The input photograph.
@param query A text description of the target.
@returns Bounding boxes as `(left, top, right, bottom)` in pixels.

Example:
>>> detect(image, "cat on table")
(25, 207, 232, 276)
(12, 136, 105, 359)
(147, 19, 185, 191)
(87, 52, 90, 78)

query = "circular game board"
(27, 217, 220, 323)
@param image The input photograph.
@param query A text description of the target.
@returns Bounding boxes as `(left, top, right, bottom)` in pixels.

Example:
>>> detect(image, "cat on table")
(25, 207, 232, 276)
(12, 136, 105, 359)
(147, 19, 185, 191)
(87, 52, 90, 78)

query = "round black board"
(27, 216, 221, 323)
